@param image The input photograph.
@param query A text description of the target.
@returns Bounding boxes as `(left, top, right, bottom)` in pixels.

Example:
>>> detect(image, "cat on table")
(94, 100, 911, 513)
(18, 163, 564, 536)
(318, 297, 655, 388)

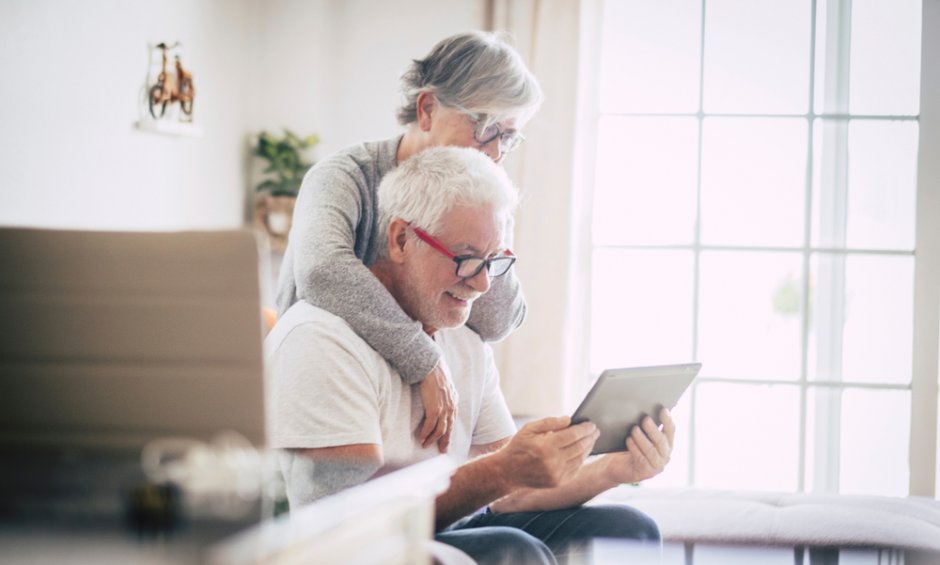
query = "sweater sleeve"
(464, 214, 527, 342)
(465, 267, 527, 342)
(285, 161, 440, 385)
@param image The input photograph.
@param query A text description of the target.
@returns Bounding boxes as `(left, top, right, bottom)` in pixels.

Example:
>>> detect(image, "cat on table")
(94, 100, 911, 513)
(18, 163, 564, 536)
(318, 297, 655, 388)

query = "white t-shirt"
(265, 301, 517, 467)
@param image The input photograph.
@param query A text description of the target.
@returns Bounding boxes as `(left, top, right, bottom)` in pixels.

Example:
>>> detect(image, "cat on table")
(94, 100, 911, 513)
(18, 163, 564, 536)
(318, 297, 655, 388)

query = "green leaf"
(252, 128, 318, 196)
(256, 179, 278, 192)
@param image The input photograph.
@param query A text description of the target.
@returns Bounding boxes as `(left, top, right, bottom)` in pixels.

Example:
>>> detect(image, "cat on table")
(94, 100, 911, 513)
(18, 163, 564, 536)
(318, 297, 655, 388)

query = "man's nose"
(465, 267, 491, 294)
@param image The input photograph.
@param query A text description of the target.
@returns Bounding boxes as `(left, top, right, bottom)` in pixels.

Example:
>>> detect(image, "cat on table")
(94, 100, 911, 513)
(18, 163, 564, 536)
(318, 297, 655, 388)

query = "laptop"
(0, 227, 267, 450)
(0, 227, 268, 532)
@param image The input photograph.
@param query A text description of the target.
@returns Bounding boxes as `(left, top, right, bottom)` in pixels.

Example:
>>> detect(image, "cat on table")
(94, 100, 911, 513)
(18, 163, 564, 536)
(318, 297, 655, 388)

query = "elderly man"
(266, 147, 674, 564)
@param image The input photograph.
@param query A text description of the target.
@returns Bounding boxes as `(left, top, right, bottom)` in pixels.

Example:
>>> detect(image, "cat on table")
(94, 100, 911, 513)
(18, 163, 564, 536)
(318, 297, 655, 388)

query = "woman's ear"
(387, 218, 410, 263)
(416, 91, 436, 132)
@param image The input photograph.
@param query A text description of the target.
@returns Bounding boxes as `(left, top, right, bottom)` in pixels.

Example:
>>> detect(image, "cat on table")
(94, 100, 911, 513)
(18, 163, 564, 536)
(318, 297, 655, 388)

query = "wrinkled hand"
(603, 408, 675, 484)
(499, 416, 599, 489)
(417, 361, 458, 452)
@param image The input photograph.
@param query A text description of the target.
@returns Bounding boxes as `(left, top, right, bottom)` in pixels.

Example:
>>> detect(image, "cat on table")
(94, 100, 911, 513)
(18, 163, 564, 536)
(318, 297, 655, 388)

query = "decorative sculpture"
(148, 42, 195, 122)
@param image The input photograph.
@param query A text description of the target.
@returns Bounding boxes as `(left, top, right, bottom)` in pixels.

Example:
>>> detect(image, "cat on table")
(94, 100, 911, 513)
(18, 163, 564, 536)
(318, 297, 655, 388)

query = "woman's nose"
(479, 138, 503, 163)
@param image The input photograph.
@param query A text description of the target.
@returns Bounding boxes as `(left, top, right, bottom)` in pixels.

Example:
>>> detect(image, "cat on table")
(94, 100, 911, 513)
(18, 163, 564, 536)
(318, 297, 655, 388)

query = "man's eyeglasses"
(451, 103, 525, 156)
(411, 226, 516, 279)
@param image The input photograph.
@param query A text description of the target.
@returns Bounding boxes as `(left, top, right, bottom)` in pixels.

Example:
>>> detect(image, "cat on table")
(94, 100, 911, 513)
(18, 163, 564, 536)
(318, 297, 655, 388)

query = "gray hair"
(396, 31, 543, 128)
(375, 146, 519, 260)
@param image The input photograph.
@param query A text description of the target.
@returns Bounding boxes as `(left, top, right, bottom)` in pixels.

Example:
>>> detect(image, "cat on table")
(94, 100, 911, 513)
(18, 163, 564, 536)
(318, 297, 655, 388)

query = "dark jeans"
(435, 504, 661, 565)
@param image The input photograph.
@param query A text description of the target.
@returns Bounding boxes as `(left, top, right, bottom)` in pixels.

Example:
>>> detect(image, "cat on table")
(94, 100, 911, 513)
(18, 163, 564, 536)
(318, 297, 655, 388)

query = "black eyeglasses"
(411, 226, 516, 279)
(452, 103, 525, 156)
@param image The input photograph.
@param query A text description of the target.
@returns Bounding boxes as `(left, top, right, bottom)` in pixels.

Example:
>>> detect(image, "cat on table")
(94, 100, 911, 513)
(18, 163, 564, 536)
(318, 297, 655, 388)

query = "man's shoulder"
(270, 300, 350, 333)
(266, 301, 374, 359)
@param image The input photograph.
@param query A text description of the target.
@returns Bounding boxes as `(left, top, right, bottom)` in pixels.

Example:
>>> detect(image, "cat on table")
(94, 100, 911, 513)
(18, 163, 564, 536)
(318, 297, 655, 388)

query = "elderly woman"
(276, 31, 542, 451)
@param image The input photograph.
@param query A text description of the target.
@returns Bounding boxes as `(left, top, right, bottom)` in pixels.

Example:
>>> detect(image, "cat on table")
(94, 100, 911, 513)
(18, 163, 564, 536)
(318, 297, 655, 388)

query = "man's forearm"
(436, 418, 607, 528)
(488, 456, 618, 514)
(434, 450, 515, 530)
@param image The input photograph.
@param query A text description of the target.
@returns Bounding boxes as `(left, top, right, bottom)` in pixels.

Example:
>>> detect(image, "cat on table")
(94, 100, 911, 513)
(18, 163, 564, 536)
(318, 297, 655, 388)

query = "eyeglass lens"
(455, 255, 515, 279)
(474, 121, 523, 153)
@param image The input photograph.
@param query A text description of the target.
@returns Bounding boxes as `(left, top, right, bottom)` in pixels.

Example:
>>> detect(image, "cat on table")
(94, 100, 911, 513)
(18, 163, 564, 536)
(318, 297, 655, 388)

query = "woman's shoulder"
(312, 136, 400, 178)
(296, 136, 400, 202)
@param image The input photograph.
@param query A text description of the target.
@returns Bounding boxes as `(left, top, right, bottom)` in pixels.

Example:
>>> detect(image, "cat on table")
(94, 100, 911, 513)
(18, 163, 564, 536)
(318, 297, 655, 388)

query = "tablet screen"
(571, 363, 701, 455)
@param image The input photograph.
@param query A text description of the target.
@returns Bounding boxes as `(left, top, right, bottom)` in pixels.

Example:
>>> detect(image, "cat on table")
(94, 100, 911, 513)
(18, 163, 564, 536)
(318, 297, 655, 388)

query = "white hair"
(375, 146, 518, 260)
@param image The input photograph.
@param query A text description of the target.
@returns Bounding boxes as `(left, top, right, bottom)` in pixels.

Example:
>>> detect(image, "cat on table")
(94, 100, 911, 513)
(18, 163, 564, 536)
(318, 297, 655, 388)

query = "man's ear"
(416, 91, 436, 132)
(387, 218, 410, 263)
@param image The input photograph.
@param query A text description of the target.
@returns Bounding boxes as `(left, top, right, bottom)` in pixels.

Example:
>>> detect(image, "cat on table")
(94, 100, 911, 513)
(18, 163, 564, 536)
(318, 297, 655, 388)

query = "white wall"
(0, 0, 255, 230)
(0, 0, 483, 231)
(248, 0, 484, 156)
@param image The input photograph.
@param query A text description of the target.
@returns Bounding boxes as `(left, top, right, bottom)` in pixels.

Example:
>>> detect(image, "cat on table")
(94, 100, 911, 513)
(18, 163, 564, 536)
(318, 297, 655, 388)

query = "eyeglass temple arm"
(412, 227, 456, 259)
(415, 225, 515, 259)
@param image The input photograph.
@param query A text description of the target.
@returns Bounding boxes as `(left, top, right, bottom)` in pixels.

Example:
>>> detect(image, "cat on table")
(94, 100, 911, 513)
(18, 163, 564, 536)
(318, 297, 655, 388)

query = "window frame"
(577, 0, 940, 496)
(910, 0, 940, 498)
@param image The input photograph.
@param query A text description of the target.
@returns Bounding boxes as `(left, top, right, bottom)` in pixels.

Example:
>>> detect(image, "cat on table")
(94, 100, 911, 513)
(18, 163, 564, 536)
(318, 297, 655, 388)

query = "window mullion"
(687, 0, 708, 489)
(811, 0, 853, 494)
(798, 0, 820, 494)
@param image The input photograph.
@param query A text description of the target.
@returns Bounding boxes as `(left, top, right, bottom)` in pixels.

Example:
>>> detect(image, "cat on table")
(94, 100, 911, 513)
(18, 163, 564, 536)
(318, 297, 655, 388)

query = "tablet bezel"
(571, 362, 701, 455)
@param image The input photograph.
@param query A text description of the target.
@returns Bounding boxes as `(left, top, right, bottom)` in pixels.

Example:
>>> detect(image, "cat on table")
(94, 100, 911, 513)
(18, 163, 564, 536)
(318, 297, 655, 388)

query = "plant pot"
(254, 193, 296, 253)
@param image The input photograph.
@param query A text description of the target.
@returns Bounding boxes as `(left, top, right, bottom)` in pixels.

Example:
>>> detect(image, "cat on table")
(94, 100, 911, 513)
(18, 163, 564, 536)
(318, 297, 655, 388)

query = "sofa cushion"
(597, 487, 940, 552)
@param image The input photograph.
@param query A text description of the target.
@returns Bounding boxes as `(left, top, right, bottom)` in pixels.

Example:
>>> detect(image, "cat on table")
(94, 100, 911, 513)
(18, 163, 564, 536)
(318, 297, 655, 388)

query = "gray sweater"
(275, 136, 526, 384)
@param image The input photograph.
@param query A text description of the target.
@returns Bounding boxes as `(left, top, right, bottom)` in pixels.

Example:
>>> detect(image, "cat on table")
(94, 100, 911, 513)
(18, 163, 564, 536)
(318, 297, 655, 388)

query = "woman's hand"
(417, 361, 458, 452)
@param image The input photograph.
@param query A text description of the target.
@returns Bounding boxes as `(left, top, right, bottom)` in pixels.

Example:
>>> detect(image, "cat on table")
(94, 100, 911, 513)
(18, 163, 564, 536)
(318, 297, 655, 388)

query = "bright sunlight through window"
(589, 0, 923, 495)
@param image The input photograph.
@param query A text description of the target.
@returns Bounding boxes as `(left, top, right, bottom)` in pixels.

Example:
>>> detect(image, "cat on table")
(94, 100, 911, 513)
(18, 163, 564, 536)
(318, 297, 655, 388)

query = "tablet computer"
(571, 363, 701, 455)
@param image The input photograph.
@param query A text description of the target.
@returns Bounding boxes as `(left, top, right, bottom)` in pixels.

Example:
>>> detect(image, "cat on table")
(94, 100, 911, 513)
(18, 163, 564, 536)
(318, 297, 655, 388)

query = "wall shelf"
(134, 119, 203, 137)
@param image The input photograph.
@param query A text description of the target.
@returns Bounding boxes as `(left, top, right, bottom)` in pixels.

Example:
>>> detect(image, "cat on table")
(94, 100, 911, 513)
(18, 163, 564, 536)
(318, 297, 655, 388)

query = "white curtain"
(487, 0, 594, 416)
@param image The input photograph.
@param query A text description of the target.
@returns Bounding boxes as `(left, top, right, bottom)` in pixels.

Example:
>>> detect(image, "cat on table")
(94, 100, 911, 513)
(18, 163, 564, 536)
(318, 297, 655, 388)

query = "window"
(586, 0, 934, 495)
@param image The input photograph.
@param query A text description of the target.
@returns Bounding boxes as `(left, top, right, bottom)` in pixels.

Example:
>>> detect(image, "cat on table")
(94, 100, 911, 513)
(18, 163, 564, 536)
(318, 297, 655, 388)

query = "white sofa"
(598, 486, 940, 561)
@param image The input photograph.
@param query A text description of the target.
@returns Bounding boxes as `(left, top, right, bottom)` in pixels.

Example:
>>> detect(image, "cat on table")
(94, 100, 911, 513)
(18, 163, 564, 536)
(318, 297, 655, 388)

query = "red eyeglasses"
(411, 225, 516, 279)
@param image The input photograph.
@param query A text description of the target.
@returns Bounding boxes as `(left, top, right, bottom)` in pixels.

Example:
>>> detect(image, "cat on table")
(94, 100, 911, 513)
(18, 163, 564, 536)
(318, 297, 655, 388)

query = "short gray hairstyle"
(397, 31, 543, 128)
(375, 146, 519, 260)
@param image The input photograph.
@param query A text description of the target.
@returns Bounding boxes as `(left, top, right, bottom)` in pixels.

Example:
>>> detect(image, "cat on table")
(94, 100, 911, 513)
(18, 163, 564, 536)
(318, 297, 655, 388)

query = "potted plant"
(251, 129, 319, 251)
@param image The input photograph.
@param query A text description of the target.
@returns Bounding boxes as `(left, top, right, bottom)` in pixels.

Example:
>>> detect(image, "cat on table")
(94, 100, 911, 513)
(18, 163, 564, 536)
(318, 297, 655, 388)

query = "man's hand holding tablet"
(595, 406, 676, 485)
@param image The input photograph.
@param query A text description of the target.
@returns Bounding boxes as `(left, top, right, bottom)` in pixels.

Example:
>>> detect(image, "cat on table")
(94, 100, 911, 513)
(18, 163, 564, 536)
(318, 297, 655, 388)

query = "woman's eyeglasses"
(451, 103, 525, 156)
